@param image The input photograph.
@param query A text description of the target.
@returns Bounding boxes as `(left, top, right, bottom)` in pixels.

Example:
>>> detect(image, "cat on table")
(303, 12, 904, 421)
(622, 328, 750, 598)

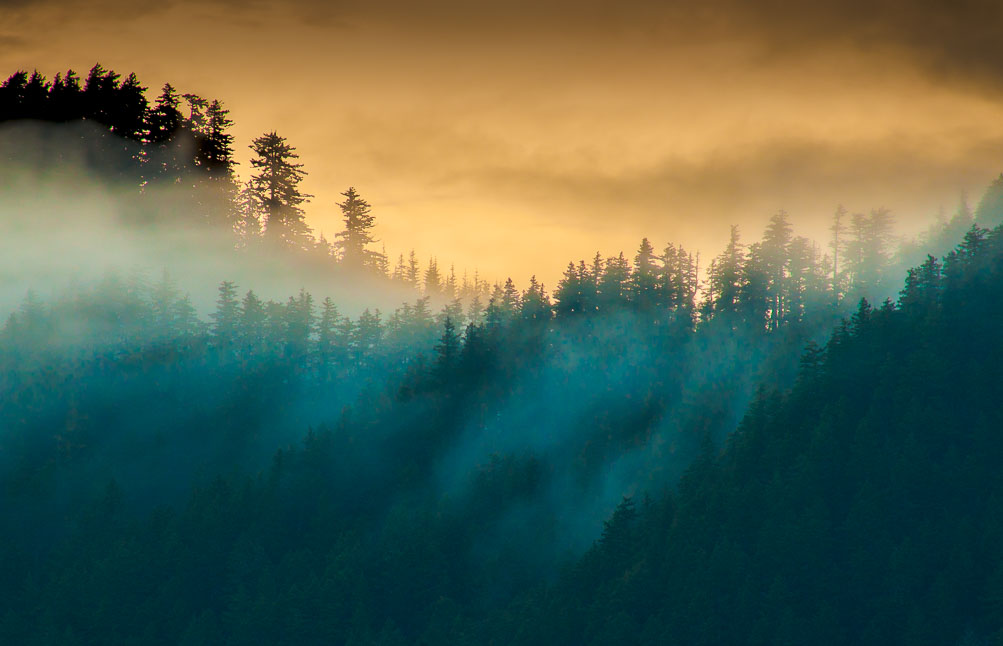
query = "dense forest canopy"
(4, 63, 1003, 645)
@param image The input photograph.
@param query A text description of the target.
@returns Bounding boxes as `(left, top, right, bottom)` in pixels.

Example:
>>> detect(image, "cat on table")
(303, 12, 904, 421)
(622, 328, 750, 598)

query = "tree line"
(4, 206, 1003, 646)
(7, 63, 1003, 319)
(8, 61, 1003, 646)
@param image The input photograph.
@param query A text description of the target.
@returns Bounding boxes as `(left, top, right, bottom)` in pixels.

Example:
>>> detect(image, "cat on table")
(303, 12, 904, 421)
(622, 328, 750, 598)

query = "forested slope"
(6, 63, 1003, 646)
(499, 227, 1003, 646)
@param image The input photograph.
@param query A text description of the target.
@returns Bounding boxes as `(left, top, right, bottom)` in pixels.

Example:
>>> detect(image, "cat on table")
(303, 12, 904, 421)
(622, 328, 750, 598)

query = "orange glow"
(3, 0, 1001, 287)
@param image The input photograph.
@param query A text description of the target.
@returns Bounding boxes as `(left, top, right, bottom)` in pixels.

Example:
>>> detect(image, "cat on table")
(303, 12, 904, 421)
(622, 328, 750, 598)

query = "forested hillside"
(4, 64, 1003, 645)
(498, 225, 1003, 646)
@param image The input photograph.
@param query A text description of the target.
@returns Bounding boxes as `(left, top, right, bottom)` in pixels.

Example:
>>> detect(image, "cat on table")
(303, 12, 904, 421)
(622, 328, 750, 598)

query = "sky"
(3, 0, 1003, 287)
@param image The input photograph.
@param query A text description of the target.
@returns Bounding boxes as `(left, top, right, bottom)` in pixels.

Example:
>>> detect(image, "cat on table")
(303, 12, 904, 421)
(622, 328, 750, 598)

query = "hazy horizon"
(4, 0, 1001, 287)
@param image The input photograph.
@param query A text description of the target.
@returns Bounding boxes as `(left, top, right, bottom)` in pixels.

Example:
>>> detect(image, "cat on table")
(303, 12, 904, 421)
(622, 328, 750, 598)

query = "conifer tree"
(706, 226, 745, 317)
(631, 238, 659, 310)
(500, 278, 520, 317)
(555, 261, 585, 317)
(433, 316, 461, 383)
(407, 251, 420, 288)
(521, 276, 552, 323)
(467, 293, 485, 324)
(315, 296, 342, 374)
(392, 254, 407, 283)
(199, 100, 235, 180)
(424, 259, 442, 297)
(239, 290, 266, 353)
(248, 132, 312, 250)
(210, 280, 239, 346)
(598, 253, 630, 311)
(352, 309, 382, 362)
(975, 174, 1003, 228)
(439, 297, 465, 329)
(284, 289, 315, 359)
(335, 187, 382, 270)
(144, 83, 189, 186)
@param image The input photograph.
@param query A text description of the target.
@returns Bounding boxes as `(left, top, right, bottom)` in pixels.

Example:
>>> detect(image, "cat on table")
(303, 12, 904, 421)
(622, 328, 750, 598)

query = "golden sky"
(3, 0, 1003, 287)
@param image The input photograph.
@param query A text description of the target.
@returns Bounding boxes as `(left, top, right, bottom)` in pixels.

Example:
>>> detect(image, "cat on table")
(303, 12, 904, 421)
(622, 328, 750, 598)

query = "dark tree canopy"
(7, 60, 1003, 646)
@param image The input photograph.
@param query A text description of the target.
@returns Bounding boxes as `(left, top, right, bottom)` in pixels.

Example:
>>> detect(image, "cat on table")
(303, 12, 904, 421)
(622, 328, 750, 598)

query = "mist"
(4, 59, 1003, 644)
(0, 120, 412, 318)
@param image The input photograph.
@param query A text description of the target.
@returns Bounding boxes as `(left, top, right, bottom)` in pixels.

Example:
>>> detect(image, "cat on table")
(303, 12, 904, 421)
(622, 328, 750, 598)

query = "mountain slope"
(500, 226, 1003, 646)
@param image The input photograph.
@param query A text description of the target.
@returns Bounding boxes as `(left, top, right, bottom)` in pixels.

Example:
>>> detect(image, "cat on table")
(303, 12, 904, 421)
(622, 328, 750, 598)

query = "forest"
(4, 64, 1003, 645)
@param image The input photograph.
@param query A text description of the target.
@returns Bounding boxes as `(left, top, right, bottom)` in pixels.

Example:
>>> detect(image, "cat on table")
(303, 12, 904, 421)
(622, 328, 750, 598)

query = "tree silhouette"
(334, 186, 382, 270)
(248, 132, 312, 250)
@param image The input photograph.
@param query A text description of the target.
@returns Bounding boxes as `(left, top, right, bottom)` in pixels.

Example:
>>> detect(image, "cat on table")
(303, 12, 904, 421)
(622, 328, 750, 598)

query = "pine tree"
(142, 82, 205, 196)
(239, 290, 266, 354)
(598, 253, 630, 311)
(199, 100, 235, 180)
(975, 174, 1003, 228)
(555, 261, 585, 317)
(392, 254, 407, 283)
(352, 309, 382, 363)
(376, 244, 390, 276)
(315, 296, 341, 375)
(174, 294, 202, 338)
(467, 293, 485, 324)
(248, 132, 312, 250)
(83, 63, 120, 127)
(335, 187, 381, 270)
(433, 316, 461, 383)
(631, 238, 659, 311)
(706, 226, 745, 317)
(210, 280, 240, 347)
(150, 269, 181, 339)
(424, 259, 442, 297)
(520, 276, 551, 324)
(438, 297, 465, 329)
(500, 278, 520, 317)
(284, 289, 315, 359)
(112, 72, 148, 141)
(844, 207, 895, 297)
(407, 251, 420, 287)
(48, 69, 83, 122)
(445, 265, 458, 299)
(234, 181, 262, 245)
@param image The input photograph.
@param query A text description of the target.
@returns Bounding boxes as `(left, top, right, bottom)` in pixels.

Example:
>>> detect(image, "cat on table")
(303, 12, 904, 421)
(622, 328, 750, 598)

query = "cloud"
(3, 0, 1001, 285)
(188, 0, 1003, 91)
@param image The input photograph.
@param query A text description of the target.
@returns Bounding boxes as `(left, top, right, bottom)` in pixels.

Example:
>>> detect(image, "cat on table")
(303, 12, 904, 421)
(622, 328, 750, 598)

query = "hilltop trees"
(2, 61, 987, 314)
(1, 64, 243, 231)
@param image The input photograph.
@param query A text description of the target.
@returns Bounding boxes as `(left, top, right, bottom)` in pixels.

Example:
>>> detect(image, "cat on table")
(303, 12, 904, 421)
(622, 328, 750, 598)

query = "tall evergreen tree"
(199, 100, 235, 180)
(144, 83, 188, 185)
(334, 187, 382, 270)
(239, 290, 266, 354)
(248, 132, 312, 250)
(407, 250, 420, 288)
(555, 261, 586, 317)
(520, 276, 551, 324)
(210, 280, 240, 347)
(433, 316, 461, 384)
(424, 259, 443, 297)
(631, 238, 659, 311)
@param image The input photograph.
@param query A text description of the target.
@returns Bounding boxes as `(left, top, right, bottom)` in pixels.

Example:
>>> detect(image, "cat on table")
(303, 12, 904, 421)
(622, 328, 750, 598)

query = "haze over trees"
(5, 63, 1003, 645)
